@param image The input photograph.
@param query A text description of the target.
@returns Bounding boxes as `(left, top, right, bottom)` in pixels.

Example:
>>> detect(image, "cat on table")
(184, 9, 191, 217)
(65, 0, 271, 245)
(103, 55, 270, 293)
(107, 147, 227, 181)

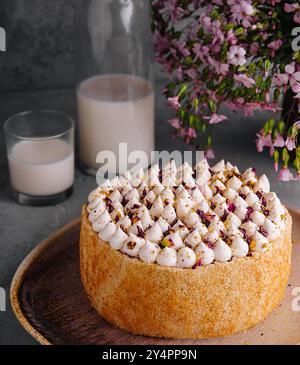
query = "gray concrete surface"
(0, 0, 76, 92)
(0, 84, 299, 345)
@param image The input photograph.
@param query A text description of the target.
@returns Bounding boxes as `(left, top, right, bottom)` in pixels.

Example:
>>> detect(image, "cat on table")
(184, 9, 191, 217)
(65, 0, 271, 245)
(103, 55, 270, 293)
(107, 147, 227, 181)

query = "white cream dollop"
(122, 234, 145, 257)
(145, 222, 163, 243)
(164, 231, 183, 249)
(172, 220, 190, 238)
(195, 242, 215, 265)
(161, 204, 177, 224)
(250, 232, 269, 252)
(177, 247, 196, 268)
(109, 227, 129, 250)
(226, 176, 242, 191)
(231, 236, 249, 257)
(250, 211, 265, 226)
(139, 241, 160, 263)
(176, 198, 191, 220)
(213, 239, 232, 262)
(254, 174, 270, 193)
(185, 229, 201, 249)
(156, 247, 177, 267)
(99, 221, 117, 242)
(245, 191, 260, 206)
(92, 210, 111, 232)
(184, 210, 200, 228)
(157, 217, 171, 234)
(116, 215, 132, 232)
(240, 221, 258, 238)
(150, 197, 164, 219)
(263, 218, 280, 241)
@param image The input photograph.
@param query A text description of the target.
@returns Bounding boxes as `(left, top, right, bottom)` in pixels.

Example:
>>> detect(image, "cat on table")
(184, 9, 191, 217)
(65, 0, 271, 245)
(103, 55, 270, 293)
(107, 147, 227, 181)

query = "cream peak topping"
(109, 227, 129, 250)
(139, 241, 160, 263)
(213, 239, 232, 262)
(87, 159, 286, 268)
(195, 242, 214, 265)
(177, 247, 196, 268)
(122, 234, 145, 257)
(145, 222, 163, 243)
(99, 222, 117, 242)
(156, 247, 177, 267)
(164, 231, 183, 249)
(231, 236, 249, 257)
(92, 210, 111, 232)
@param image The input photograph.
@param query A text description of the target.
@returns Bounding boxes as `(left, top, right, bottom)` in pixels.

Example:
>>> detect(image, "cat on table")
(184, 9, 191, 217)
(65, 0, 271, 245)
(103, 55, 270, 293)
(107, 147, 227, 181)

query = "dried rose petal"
(136, 226, 145, 238)
(228, 202, 236, 213)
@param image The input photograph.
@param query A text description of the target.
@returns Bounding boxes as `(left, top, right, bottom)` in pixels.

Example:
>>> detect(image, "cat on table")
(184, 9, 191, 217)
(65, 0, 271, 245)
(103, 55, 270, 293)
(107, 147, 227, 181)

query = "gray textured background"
(0, 0, 299, 345)
(0, 0, 76, 92)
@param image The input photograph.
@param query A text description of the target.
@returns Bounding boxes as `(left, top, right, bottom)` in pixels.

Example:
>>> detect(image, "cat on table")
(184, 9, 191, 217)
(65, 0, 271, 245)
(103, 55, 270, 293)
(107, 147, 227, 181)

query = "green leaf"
(208, 100, 216, 113)
(282, 147, 290, 166)
(264, 59, 271, 73)
(274, 149, 280, 163)
(178, 84, 188, 97)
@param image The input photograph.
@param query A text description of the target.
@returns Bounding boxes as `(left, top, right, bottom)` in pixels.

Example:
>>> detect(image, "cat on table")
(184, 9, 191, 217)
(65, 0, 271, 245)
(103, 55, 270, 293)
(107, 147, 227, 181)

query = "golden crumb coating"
(80, 206, 292, 339)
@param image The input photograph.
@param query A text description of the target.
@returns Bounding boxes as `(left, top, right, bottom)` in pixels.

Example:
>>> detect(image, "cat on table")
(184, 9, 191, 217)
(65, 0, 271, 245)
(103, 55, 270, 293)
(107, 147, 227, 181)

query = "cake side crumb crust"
(80, 206, 292, 339)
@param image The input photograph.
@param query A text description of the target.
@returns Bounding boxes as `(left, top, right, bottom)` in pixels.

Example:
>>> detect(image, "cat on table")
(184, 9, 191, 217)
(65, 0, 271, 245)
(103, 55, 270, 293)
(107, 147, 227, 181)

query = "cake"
(80, 159, 292, 339)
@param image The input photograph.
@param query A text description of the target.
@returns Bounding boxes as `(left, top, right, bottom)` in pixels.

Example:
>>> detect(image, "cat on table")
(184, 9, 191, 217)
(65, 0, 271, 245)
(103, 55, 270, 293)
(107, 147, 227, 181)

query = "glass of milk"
(76, 0, 155, 176)
(4, 110, 75, 206)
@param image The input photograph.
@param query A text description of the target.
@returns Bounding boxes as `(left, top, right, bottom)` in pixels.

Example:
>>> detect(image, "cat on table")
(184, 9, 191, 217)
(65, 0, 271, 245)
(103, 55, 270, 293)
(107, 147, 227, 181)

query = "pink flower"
(285, 62, 295, 75)
(187, 127, 197, 139)
(205, 148, 215, 159)
(294, 12, 300, 24)
(284, 3, 299, 13)
(234, 74, 256, 88)
(204, 113, 227, 125)
(290, 72, 300, 93)
(249, 42, 259, 55)
(227, 46, 247, 66)
(285, 136, 297, 151)
(167, 96, 181, 109)
(294, 121, 300, 129)
(186, 68, 198, 79)
(267, 39, 283, 51)
(227, 30, 237, 45)
(274, 73, 289, 87)
(278, 167, 296, 182)
(256, 133, 272, 152)
(274, 161, 279, 172)
(168, 118, 181, 129)
(274, 134, 285, 148)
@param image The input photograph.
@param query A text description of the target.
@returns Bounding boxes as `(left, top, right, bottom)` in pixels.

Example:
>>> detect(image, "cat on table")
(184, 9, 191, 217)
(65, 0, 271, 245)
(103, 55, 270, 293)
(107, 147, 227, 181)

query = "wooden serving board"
(11, 209, 300, 345)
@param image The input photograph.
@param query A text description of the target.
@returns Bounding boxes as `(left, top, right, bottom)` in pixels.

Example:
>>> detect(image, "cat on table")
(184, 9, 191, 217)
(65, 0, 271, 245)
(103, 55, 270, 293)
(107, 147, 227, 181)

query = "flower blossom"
(285, 136, 297, 151)
(234, 74, 256, 88)
(204, 113, 227, 125)
(294, 12, 300, 24)
(256, 133, 272, 152)
(167, 96, 181, 109)
(284, 3, 299, 13)
(278, 167, 296, 182)
(227, 46, 247, 66)
(168, 118, 181, 129)
(274, 134, 285, 148)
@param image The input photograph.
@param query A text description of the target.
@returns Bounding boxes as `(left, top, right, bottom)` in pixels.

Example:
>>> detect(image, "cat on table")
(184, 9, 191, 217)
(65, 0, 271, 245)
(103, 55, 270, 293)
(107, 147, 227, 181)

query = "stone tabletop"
(0, 87, 299, 345)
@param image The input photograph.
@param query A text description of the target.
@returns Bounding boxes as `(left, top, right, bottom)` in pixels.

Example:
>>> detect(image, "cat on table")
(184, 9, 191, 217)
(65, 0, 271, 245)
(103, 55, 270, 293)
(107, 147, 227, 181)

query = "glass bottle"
(76, 0, 155, 176)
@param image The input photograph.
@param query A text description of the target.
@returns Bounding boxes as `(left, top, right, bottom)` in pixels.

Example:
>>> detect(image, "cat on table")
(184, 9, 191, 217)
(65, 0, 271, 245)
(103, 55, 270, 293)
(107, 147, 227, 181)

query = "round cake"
(80, 159, 292, 339)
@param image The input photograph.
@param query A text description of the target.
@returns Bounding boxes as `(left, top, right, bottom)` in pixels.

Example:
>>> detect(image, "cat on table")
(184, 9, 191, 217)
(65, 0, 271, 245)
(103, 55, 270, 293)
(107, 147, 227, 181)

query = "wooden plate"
(11, 209, 300, 345)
